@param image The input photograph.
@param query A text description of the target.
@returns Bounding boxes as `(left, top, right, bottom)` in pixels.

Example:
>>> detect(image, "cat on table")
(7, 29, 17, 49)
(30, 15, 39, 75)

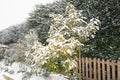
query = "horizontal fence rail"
(80, 57, 120, 80)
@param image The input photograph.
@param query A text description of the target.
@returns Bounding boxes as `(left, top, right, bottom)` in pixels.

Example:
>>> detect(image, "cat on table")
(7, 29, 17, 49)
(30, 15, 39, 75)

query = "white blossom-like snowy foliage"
(26, 3, 100, 77)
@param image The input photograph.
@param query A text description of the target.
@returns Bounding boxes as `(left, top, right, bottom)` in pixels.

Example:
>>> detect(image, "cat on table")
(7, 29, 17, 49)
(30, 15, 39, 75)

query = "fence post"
(107, 60, 110, 80)
(117, 61, 120, 80)
(98, 58, 101, 80)
(102, 59, 105, 80)
(85, 57, 88, 79)
(89, 58, 92, 79)
(112, 60, 115, 80)
(78, 48, 82, 80)
(82, 57, 85, 80)
(93, 58, 97, 80)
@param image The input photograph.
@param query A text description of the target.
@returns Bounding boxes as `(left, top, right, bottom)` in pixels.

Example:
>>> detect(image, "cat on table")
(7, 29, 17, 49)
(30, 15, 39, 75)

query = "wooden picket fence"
(80, 57, 120, 80)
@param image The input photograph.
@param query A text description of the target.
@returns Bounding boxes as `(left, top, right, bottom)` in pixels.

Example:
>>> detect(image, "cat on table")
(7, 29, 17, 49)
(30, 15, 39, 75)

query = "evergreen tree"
(28, 0, 120, 59)
(66, 0, 120, 59)
(28, 0, 67, 44)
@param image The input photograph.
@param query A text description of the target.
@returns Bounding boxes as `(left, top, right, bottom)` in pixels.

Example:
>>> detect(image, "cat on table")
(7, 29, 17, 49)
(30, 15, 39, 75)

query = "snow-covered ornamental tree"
(26, 3, 100, 80)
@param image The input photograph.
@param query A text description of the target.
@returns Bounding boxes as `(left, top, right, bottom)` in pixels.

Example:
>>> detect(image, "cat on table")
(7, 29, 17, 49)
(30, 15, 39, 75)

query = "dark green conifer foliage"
(28, 0, 120, 59)
(28, 0, 67, 44)
(66, 0, 120, 59)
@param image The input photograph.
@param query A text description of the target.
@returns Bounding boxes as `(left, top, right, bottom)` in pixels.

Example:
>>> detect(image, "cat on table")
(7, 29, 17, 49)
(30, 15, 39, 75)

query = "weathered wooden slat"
(93, 58, 97, 80)
(82, 57, 85, 80)
(112, 60, 115, 80)
(117, 61, 120, 80)
(97, 58, 101, 80)
(102, 59, 105, 80)
(107, 60, 110, 80)
(85, 58, 88, 80)
(89, 58, 92, 80)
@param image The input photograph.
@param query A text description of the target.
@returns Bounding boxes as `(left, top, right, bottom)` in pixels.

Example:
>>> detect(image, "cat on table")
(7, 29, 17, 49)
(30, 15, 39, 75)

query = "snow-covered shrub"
(4, 29, 38, 64)
(0, 22, 29, 44)
(26, 3, 100, 79)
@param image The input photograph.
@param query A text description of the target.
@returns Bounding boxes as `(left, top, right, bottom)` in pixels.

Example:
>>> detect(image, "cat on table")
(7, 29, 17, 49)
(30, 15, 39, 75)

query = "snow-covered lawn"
(0, 60, 67, 80)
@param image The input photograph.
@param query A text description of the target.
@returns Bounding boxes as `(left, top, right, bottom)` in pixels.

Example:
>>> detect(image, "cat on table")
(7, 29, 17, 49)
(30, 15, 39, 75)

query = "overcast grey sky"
(0, 0, 57, 31)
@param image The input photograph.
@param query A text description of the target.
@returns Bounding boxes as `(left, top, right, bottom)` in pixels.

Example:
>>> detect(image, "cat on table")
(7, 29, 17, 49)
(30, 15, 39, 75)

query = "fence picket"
(85, 57, 88, 79)
(98, 58, 101, 80)
(94, 58, 97, 80)
(102, 59, 105, 80)
(89, 58, 92, 80)
(107, 60, 110, 80)
(112, 60, 115, 80)
(82, 57, 85, 80)
(118, 61, 120, 80)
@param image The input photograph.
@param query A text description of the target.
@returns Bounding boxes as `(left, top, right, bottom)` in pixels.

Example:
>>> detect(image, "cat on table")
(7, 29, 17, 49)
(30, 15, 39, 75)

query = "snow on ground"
(0, 60, 68, 80)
